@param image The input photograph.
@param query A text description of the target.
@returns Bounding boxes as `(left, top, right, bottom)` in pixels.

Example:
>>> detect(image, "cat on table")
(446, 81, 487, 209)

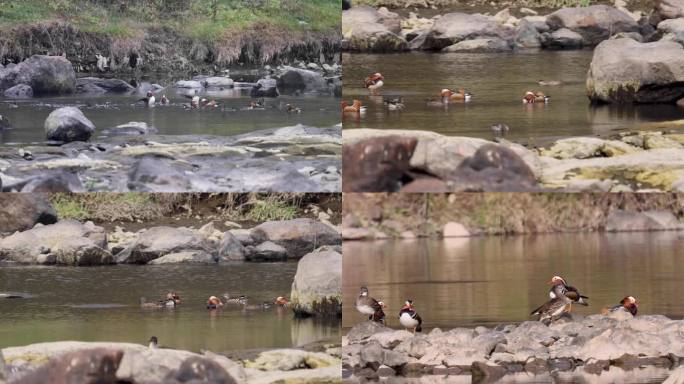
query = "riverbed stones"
(101, 121, 158, 136)
(276, 67, 327, 94)
(0, 55, 75, 95)
(605, 210, 684, 231)
(587, 39, 684, 104)
(546, 5, 639, 45)
(218, 231, 247, 261)
(541, 28, 584, 49)
(44, 107, 95, 142)
(657, 18, 684, 46)
(147, 250, 217, 264)
(173, 80, 203, 89)
(342, 135, 417, 192)
(75, 77, 135, 94)
(115, 226, 215, 264)
(3, 84, 33, 99)
(442, 37, 512, 52)
(0, 220, 112, 265)
(251, 218, 341, 258)
(443, 222, 470, 237)
(654, 0, 684, 21)
(417, 12, 513, 50)
(199, 76, 234, 89)
(0, 194, 57, 233)
(290, 248, 341, 317)
(246, 241, 288, 262)
(343, 6, 408, 52)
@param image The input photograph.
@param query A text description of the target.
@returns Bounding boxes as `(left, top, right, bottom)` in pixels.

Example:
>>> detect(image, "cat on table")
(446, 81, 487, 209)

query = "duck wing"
(531, 297, 562, 316)
(564, 285, 589, 304)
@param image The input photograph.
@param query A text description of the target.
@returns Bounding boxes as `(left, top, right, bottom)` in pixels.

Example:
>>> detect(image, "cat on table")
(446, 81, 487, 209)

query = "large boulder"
(250, 219, 341, 258)
(276, 67, 327, 94)
(147, 250, 217, 265)
(75, 77, 135, 94)
(587, 39, 684, 104)
(657, 18, 684, 46)
(0, 194, 57, 233)
(250, 78, 279, 98)
(199, 76, 234, 89)
(127, 157, 193, 192)
(605, 210, 684, 231)
(218, 231, 246, 261)
(342, 6, 408, 52)
(546, 5, 639, 45)
(442, 38, 512, 52)
(246, 241, 288, 262)
(654, 0, 684, 21)
(0, 220, 112, 265)
(44, 107, 95, 142)
(115, 226, 215, 264)
(0, 55, 75, 95)
(290, 248, 341, 317)
(416, 13, 513, 50)
(541, 28, 584, 49)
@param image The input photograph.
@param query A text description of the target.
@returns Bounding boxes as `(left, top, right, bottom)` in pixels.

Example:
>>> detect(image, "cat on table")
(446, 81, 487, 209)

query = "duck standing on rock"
(139, 91, 156, 107)
(355, 286, 386, 324)
(602, 296, 638, 316)
(364, 73, 384, 95)
(148, 336, 158, 349)
(399, 300, 422, 334)
(531, 295, 572, 324)
(523, 91, 550, 104)
(548, 275, 589, 311)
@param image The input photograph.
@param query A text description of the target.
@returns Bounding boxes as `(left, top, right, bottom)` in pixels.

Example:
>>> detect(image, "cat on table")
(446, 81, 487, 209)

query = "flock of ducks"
(136, 90, 302, 113)
(341, 71, 557, 132)
(139, 292, 290, 311)
(355, 275, 639, 333)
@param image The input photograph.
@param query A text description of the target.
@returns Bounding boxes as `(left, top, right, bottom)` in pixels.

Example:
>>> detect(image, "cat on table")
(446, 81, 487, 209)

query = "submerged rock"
(3, 84, 33, 99)
(75, 77, 135, 94)
(290, 248, 342, 317)
(44, 107, 95, 142)
(587, 39, 684, 104)
(250, 218, 341, 258)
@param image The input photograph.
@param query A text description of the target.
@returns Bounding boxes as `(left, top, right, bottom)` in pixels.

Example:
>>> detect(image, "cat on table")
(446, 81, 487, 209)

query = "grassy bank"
(343, 193, 684, 236)
(50, 193, 342, 225)
(0, 0, 341, 69)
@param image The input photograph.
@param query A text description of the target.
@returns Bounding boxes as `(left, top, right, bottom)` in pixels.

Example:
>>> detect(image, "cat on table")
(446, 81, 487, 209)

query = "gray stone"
(247, 241, 288, 261)
(116, 226, 215, 264)
(250, 218, 341, 259)
(0, 194, 57, 233)
(218, 231, 246, 261)
(44, 107, 95, 142)
(147, 250, 216, 264)
(0, 55, 75, 95)
(3, 84, 33, 99)
(541, 28, 584, 49)
(546, 5, 639, 45)
(442, 38, 512, 52)
(290, 249, 341, 317)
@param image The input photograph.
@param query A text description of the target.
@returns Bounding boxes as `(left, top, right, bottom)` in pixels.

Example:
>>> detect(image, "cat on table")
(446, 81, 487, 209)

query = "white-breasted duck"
(341, 100, 367, 114)
(548, 275, 589, 310)
(364, 73, 384, 95)
(384, 97, 405, 111)
(442, 88, 473, 103)
(160, 94, 169, 105)
(355, 286, 386, 324)
(139, 91, 156, 107)
(148, 336, 158, 349)
(206, 295, 224, 310)
(399, 299, 423, 334)
(223, 294, 246, 305)
(603, 296, 638, 316)
(523, 91, 550, 104)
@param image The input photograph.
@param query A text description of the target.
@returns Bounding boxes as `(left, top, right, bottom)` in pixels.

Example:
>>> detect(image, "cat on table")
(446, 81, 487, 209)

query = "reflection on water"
(342, 51, 684, 140)
(0, 88, 340, 144)
(0, 264, 341, 352)
(342, 232, 684, 330)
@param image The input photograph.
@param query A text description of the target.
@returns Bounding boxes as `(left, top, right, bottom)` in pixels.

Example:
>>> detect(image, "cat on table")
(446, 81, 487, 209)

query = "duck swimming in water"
(222, 294, 246, 305)
(139, 91, 156, 107)
(602, 296, 638, 316)
(523, 91, 550, 104)
(384, 97, 405, 111)
(399, 299, 423, 334)
(285, 104, 302, 114)
(442, 88, 473, 103)
(341, 100, 367, 114)
(275, 296, 290, 307)
(206, 295, 224, 310)
(160, 95, 169, 105)
(248, 98, 266, 110)
(355, 286, 386, 324)
(490, 123, 510, 138)
(364, 73, 384, 96)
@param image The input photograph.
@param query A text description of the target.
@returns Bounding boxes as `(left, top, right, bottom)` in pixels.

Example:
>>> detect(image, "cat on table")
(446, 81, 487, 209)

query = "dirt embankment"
(0, 23, 340, 74)
(343, 193, 684, 236)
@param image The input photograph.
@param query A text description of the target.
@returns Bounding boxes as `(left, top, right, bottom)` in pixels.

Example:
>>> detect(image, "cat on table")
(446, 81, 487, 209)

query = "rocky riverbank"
(0, 340, 341, 384)
(342, 314, 684, 381)
(343, 128, 684, 193)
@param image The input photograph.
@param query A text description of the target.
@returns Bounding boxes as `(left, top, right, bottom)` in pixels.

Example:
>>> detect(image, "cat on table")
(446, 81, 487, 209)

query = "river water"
(342, 232, 684, 329)
(0, 264, 341, 352)
(342, 51, 684, 141)
(0, 81, 340, 144)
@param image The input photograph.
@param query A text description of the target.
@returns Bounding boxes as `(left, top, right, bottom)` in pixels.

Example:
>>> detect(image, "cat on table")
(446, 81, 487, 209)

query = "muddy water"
(342, 232, 684, 330)
(0, 83, 340, 144)
(0, 264, 341, 352)
(342, 51, 684, 141)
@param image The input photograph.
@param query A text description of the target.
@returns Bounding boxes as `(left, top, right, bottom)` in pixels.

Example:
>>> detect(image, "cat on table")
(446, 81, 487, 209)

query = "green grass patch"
(245, 200, 298, 222)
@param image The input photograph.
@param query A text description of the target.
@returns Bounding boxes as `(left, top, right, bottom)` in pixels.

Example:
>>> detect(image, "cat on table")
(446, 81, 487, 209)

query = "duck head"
(548, 276, 566, 286)
(403, 299, 414, 309)
(275, 296, 289, 306)
(378, 301, 388, 309)
(359, 286, 369, 297)
(148, 336, 158, 348)
(371, 73, 384, 81)
(146, 91, 154, 98)
(440, 89, 454, 98)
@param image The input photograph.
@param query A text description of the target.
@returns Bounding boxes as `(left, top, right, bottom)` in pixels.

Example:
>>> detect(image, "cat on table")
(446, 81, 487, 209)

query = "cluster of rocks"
(0, 216, 341, 266)
(0, 123, 341, 193)
(342, 128, 684, 193)
(1, 341, 341, 384)
(343, 314, 684, 381)
(342, 4, 650, 53)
